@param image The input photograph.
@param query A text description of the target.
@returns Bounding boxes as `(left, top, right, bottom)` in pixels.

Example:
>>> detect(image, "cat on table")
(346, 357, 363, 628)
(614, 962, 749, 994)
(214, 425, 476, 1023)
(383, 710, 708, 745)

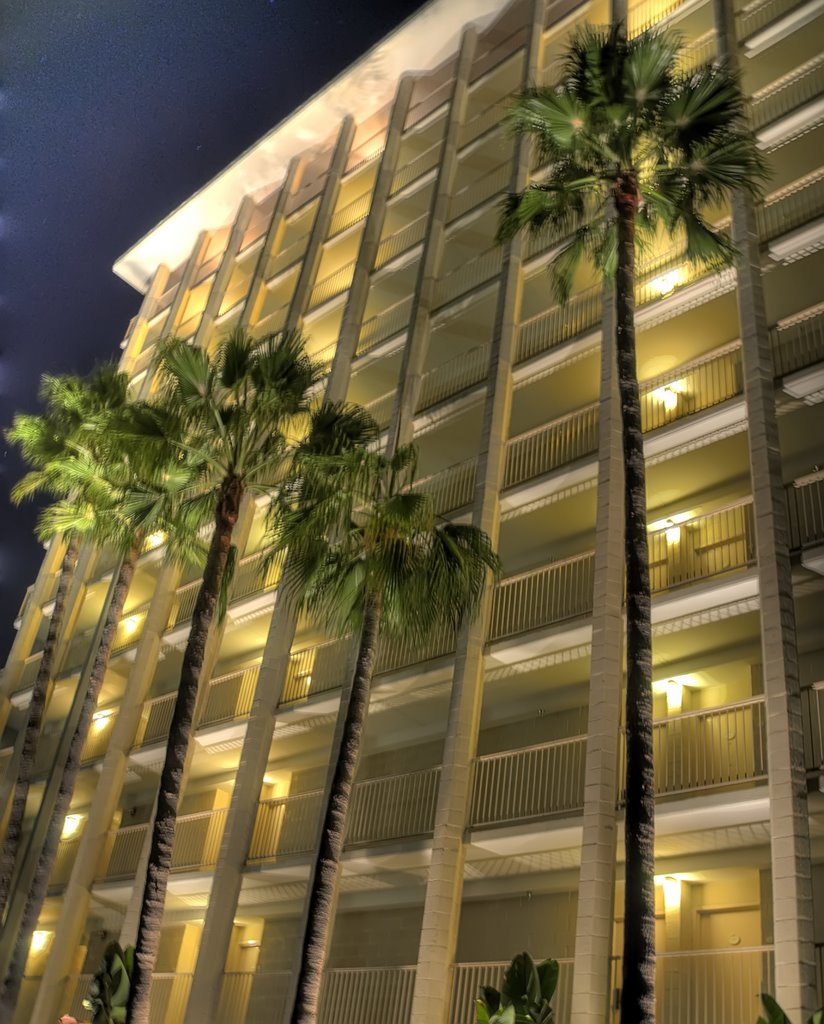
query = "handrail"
(309, 261, 355, 308)
(375, 214, 428, 268)
(751, 52, 824, 130)
(390, 139, 442, 194)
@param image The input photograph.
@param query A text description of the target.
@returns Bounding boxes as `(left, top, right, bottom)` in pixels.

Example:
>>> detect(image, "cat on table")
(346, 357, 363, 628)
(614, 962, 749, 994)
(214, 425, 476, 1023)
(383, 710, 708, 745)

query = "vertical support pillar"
(714, 0, 815, 1016)
(192, 196, 255, 350)
(285, 117, 355, 330)
(121, 264, 171, 375)
(240, 157, 305, 332)
(409, 11, 541, 1023)
(325, 78, 414, 405)
(185, 76, 414, 1024)
(386, 28, 478, 455)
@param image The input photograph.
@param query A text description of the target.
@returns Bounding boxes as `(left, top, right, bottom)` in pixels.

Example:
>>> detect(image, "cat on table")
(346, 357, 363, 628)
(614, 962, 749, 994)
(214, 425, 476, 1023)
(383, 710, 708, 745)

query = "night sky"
(1, 0, 429, 657)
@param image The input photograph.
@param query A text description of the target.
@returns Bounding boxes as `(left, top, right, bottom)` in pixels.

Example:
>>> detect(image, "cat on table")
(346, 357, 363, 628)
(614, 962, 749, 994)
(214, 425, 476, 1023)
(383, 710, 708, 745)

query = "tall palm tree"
(497, 25, 765, 1024)
(0, 397, 208, 1020)
(1, 367, 134, 920)
(122, 328, 338, 1024)
(274, 442, 500, 1024)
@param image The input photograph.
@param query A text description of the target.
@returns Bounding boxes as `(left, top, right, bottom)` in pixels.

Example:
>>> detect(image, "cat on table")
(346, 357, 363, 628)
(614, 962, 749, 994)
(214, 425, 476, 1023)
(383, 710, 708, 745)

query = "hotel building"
(3, 0, 824, 1019)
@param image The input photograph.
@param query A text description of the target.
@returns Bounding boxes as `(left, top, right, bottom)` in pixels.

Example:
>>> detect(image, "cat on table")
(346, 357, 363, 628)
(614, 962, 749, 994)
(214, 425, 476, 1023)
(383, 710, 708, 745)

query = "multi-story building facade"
(4, 0, 824, 1019)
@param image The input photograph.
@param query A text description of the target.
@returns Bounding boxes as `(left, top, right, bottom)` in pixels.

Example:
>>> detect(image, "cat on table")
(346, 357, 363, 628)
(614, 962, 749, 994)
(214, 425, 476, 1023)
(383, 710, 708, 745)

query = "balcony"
(751, 53, 824, 145)
(67, 972, 192, 1024)
(458, 97, 508, 149)
(375, 215, 427, 269)
(449, 161, 510, 224)
(433, 246, 502, 309)
(390, 140, 441, 196)
(329, 191, 371, 238)
(308, 262, 355, 311)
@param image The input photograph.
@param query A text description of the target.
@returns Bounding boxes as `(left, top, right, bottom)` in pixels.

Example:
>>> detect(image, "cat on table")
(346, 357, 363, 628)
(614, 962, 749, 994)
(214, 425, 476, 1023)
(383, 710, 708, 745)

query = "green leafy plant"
(475, 952, 559, 1024)
(757, 993, 824, 1024)
(84, 943, 134, 1024)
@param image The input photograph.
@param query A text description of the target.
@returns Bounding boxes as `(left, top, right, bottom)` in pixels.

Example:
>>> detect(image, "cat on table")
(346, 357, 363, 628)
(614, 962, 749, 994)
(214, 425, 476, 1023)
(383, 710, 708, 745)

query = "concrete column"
(568, 285, 625, 1021)
(285, 116, 356, 331)
(185, 78, 413, 1024)
(29, 559, 184, 1024)
(408, 15, 541, 1024)
(713, 0, 815, 1016)
(325, 77, 414, 405)
(240, 157, 305, 331)
(192, 197, 255, 351)
(386, 28, 478, 455)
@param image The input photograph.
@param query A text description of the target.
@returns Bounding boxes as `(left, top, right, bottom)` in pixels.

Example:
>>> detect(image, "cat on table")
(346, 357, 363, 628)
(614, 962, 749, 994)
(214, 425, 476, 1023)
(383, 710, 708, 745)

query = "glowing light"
(303, 674, 312, 690)
(30, 930, 51, 954)
(61, 814, 83, 839)
(650, 511, 690, 542)
(650, 268, 685, 296)
(651, 379, 686, 411)
(665, 679, 684, 713)
(665, 523, 682, 545)
(239, 939, 260, 948)
(662, 876, 682, 912)
(121, 615, 141, 637)
(263, 775, 277, 786)
(145, 530, 167, 551)
(92, 708, 115, 732)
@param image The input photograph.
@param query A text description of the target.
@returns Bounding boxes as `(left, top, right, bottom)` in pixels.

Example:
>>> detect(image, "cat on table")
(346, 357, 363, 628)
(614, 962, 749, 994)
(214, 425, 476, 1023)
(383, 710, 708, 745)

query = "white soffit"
(113, 0, 511, 293)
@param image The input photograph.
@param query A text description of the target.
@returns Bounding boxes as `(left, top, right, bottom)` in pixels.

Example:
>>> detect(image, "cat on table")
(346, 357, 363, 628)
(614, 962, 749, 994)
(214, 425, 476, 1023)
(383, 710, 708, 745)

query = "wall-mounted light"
(145, 530, 167, 551)
(665, 679, 684, 714)
(649, 511, 690, 544)
(121, 615, 141, 637)
(650, 268, 685, 297)
(61, 814, 84, 839)
(239, 939, 260, 949)
(651, 379, 686, 412)
(92, 708, 115, 732)
(662, 876, 682, 912)
(30, 930, 51, 954)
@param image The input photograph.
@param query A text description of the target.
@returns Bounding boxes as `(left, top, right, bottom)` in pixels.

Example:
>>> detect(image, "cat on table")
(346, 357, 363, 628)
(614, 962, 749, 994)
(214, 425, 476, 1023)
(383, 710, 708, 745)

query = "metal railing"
(345, 145, 384, 178)
(319, 967, 416, 1023)
(415, 458, 477, 515)
(678, 30, 716, 70)
(639, 343, 743, 433)
(375, 215, 427, 268)
(434, 246, 503, 308)
(489, 551, 595, 642)
(101, 808, 228, 880)
(346, 765, 440, 845)
(145, 973, 193, 1024)
(266, 236, 308, 280)
(281, 636, 354, 704)
(168, 579, 200, 629)
(450, 959, 574, 1024)
(79, 718, 113, 764)
(218, 971, 291, 1024)
(628, 0, 699, 34)
(471, 736, 587, 827)
(771, 302, 824, 376)
(738, 0, 800, 37)
(111, 600, 152, 654)
(751, 53, 824, 131)
(364, 390, 395, 431)
(357, 295, 413, 354)
(66, 973, 93, 1020)
(201, 664, 260, 727)
(309, 261, 355, 309)
(391, 140, 442, 194)
(329, 191, 372, 236)
(231, 549, 283, 603)
(417, 343, 490, 411)
(505, 403, 599, 490)
(787, 473, 824, 551)
(103, 822, 146, 880)
(611, 946, 774, 1024)
(449, 161, 510, 222)
(648, 499, 756, 593)
(50, 835, 82, 888)
(758, 167, 824, 243)
(459, 98, 508, 147)
(248, 790, 322, 861)
(517, 285, 601, 364)
(620, 697, 768, 800)
(135, 691, 177, 747)
(803, 683, 824, 770)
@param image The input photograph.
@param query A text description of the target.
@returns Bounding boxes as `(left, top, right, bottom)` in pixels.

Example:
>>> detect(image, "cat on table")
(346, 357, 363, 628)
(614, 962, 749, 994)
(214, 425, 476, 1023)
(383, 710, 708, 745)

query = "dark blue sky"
(1, 0, 427, 655)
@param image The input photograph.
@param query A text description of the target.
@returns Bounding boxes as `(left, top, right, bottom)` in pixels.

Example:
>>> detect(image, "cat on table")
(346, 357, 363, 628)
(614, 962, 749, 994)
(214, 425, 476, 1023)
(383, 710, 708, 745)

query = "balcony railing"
(266, 236, 308, 280)
(329, 191, 371, 237)
(309, 262, 355, 309)
(751, 53, 824, 131)
(319, 967, 416, 1023)
(391, 140, 442, 194)
(375, 215, 427, 268)
(101, 808, 228, 880)
(489, 551, 595, 642)
(758, 167, 824, 243)
(364, 390, 395, 431)
(415, 458, 477, 515)
(771, 303, 824, 376)
(620, 697, 768, 801)
(112, 600, 152, 654)
(450, 960, 574, 1024)
(67, 972, 193, 1023)
(628, 0, 699, 34)
(459, 98, 508, 147)
(611, 946, 774, 1024)
(357, 295, 413, 355)
(471, 736, 587, 827)
(417, 344, 490, 412)
(218, 971, 291, 1024)
(738, 0, 801, 37)
(449, 161, 510, 222)
(168, 579, 200, 629)
(347, 765, 440, 845)
(201, 664, 260, 727)
(678, 30, 716, 70)
(50, 834, 82, 888)
(789, 472, 824, 558)
(517, 285, 601, 364)
(248, 790, 322, 861)
(433, 246, 503, 308)
(504, 404, 599, 491)
(281, 636, 354, 704)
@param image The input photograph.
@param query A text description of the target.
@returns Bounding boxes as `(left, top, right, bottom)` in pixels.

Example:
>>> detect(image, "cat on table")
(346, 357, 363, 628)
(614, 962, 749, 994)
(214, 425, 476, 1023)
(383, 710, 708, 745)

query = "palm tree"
(1, 367, 134, 921)
(123, 328, 332, 1024)
(0, 393, 207, 1020)
(274, 442, 500, 1024)
(497, 25, 765, 1024)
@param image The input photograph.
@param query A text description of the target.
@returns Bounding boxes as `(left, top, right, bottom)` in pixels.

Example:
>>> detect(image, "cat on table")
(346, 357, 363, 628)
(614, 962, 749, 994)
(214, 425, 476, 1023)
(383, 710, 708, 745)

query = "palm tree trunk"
(0, 535, 142, 1022)
(127, 479, 242, 1024)
(614, 177, 655, 1024)
(288, 594, 382, 1024)
(0, 531, 80, 921)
